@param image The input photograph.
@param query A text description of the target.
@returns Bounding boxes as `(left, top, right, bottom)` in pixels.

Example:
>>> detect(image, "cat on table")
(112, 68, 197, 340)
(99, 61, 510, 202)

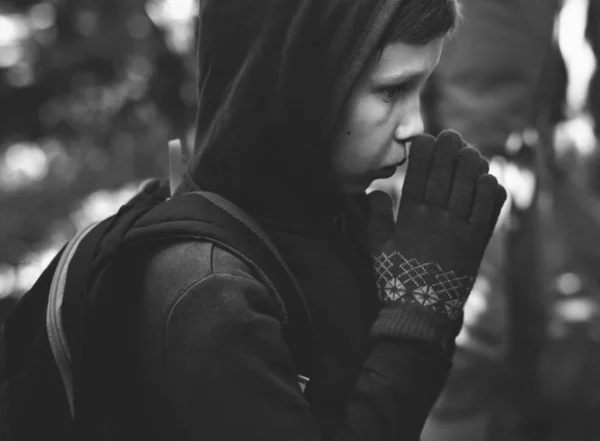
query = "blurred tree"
(0, 0, 198, 296)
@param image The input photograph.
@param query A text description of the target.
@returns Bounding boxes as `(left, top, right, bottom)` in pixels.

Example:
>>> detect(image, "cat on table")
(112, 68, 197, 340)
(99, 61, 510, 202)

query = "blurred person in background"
(416, 0, 564, 440)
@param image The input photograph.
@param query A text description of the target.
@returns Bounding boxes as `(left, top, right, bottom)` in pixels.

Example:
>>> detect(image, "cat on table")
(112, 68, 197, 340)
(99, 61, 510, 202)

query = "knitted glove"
(369, 130, 507, 349)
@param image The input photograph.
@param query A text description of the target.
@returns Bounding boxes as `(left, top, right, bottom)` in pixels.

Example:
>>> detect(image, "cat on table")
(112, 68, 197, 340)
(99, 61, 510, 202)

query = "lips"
(377, 142, 409, 176)
(372, 157, 407, 180)
(395, 156, 408, 168)
(375, 165, 398, 180)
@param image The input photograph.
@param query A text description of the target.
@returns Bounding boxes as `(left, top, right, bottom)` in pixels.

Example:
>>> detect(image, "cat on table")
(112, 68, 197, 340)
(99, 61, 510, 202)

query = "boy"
(129, 0, 505, 439)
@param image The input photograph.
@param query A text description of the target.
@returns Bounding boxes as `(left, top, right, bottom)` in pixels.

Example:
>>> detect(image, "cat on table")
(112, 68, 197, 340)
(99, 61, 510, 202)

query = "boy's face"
(330, 38, 444, 194)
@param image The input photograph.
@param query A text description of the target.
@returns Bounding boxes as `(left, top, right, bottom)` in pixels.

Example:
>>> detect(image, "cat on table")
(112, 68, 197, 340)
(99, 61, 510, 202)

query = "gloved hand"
(369, 130, 507, 348)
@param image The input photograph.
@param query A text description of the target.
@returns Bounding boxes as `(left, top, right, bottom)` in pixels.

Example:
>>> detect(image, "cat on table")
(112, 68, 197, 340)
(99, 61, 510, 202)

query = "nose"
(393, 99, 424, 143)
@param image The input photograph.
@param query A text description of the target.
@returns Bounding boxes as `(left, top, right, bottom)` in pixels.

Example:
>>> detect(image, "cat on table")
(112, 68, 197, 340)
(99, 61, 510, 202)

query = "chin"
(340, 182, 370, 195)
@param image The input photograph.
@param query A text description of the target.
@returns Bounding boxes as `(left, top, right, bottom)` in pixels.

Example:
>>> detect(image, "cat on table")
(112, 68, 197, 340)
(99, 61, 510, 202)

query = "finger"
(448, 147, 482, 220)
(367, 190, 394, 248)
(425, 130, 464, 209)
(478, 156, 490, 175)
(401, 134, 436, 202)
(489, 184, 507, 236)
(469, 174, 500, 230)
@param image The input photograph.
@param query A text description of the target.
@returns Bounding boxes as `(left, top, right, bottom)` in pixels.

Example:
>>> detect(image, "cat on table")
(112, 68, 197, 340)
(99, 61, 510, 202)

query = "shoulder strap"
(45, 222, 99, 418)
(43, 181, 166, 419)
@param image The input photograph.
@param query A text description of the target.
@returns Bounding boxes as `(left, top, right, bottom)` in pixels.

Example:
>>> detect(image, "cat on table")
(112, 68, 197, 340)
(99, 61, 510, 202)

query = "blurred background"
(0, 0, 198, 304)
(1, 0, 600, 440)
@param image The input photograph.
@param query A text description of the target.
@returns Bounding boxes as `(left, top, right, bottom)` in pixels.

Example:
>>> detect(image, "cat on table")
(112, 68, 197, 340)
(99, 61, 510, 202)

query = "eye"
(381, 82, 412, 102)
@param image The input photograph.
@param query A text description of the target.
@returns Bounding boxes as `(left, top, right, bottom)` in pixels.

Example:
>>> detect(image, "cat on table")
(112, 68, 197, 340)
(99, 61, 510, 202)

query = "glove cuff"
(372, 303, 464, 354)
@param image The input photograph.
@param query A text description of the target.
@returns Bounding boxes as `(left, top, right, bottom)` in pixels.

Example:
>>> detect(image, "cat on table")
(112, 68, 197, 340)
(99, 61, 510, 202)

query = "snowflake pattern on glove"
(372, 252, 475, 319)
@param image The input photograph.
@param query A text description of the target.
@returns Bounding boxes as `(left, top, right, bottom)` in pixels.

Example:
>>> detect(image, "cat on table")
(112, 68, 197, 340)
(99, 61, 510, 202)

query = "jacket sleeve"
(163, 270, 453, 440)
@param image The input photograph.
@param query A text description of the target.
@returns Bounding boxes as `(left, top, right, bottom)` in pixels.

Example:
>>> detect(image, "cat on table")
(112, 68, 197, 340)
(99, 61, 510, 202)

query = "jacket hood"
(186, 0, 406, 222)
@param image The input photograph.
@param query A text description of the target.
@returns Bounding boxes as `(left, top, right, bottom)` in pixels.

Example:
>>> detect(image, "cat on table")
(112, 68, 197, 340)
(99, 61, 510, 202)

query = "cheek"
(347, 98, 390, 133)
(341, 99, 391, 158)
(332, 96, 393, 178)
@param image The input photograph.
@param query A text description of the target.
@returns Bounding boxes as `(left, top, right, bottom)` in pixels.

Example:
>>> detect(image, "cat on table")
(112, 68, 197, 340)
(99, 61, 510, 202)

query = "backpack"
(1, 143, 317, 440)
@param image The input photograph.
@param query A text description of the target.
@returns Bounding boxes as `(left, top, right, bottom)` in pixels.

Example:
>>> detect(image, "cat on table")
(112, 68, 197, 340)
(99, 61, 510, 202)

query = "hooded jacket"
(131, 1, 455, 439)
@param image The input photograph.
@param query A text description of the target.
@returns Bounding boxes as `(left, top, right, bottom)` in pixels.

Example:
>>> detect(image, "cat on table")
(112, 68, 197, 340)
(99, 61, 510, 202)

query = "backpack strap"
(45, 222, 99, 418)
(43, 180, 166, 420)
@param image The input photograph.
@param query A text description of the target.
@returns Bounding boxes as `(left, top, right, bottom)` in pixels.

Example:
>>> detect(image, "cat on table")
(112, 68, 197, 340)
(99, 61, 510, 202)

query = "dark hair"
(380, 0, 460, 47)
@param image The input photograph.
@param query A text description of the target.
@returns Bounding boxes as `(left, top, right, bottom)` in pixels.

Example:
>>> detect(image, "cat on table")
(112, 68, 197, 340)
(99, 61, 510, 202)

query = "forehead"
(369, 39, 444, 79)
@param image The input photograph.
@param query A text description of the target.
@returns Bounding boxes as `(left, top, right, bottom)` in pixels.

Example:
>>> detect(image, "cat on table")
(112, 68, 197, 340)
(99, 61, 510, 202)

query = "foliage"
(0, 0, 198, 297)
